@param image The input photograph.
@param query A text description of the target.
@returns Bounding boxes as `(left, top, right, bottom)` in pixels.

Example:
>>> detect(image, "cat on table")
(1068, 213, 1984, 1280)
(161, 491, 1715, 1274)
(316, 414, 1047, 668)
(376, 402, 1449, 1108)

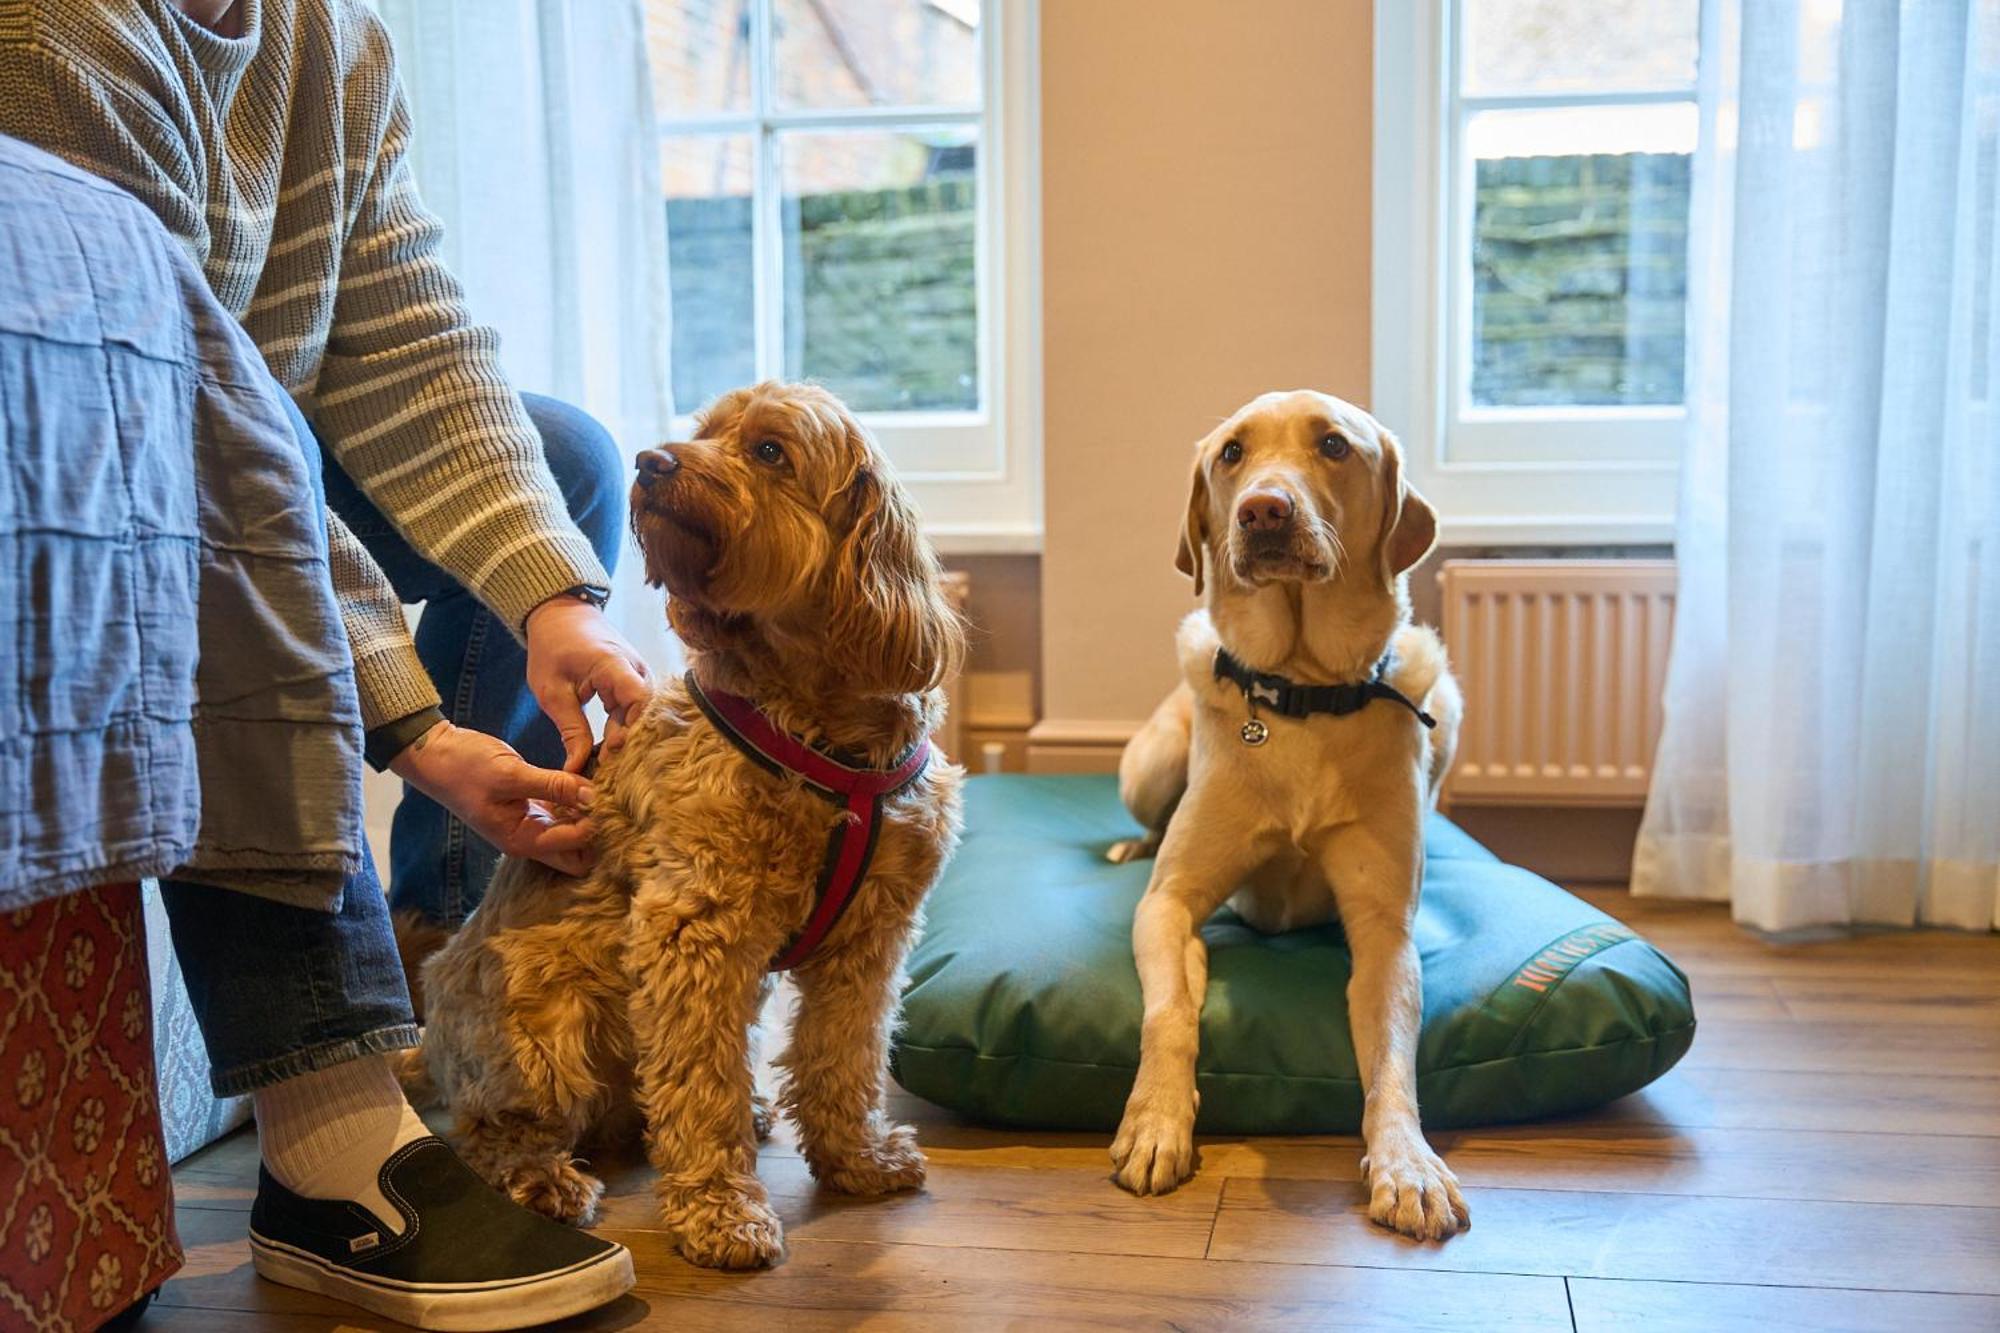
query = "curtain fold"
(1635, 0, 2000, 932)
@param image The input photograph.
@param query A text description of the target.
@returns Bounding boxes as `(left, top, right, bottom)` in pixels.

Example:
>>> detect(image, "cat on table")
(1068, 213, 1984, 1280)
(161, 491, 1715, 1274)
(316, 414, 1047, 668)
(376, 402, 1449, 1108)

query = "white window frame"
(657, 0, 1041, 553)
(1373, 0, 1686, 543)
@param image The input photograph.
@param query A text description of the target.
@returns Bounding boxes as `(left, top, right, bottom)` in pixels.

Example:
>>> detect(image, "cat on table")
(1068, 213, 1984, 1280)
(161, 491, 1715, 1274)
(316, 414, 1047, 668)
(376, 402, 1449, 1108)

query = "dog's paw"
(1105, 833, 1160, 865)
(673, 1193, 786, 1270)
(752, 1092, 776, 1143)
(502, 1156, 605, 1227)
(1360, 1139, 1470, 1241)
(1110, 1104, 1197, 1195)
(816, 1124, 926, 1196)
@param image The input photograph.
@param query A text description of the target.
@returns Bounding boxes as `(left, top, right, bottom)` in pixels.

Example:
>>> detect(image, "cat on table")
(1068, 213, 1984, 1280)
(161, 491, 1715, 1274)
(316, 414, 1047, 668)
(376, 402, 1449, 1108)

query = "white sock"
(254, 1054, 431, 1234)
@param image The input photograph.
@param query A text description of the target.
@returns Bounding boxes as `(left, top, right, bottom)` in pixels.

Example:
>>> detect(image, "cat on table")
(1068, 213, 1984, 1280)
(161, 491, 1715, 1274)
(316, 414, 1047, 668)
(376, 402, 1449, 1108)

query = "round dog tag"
(1240, 719, 1269, 747)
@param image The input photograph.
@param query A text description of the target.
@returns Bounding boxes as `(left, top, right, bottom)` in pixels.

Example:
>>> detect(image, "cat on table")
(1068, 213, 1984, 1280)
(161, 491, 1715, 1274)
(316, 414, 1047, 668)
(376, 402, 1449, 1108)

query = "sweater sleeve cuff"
(352, 636, 444, 732)
(475, 527, 612, 640)
(365, 705, 446, 772)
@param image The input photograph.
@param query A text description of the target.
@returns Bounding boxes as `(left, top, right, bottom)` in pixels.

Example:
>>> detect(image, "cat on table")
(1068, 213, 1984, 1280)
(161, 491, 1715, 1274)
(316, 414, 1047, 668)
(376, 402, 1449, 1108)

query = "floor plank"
(1677, 1017, 2000, 1076)
(1208, 1178, 2000, 1295)
(1424, 1124, 2000, 1207)
(1666, 976, 1791, 1022)
(138, 1312, 353, 1332)
(1562, 1066, 2000, 1137)
(1568, 1277, 2000, 1332)
(1575, 889, 2000, 956)
(1771, 974, 2000, 1027)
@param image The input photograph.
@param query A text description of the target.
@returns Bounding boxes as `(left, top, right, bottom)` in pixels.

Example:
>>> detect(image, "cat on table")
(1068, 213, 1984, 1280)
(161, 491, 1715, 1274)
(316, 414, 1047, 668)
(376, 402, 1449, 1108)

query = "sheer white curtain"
(1634, 0, 2000, 932)
(363, 0, 675, 860)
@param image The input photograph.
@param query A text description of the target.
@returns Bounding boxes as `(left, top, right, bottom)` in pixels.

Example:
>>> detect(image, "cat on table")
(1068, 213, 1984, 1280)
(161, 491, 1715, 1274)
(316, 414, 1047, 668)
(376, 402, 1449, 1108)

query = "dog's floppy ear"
(827, 439, 967, 697)
(1377, 432, 1438, 581)
(1174, 449, 1211, 597)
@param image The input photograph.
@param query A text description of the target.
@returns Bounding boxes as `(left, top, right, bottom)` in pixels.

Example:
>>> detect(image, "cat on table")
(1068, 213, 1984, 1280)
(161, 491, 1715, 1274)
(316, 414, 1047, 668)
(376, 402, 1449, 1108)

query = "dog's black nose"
(636, 448, 680, 485)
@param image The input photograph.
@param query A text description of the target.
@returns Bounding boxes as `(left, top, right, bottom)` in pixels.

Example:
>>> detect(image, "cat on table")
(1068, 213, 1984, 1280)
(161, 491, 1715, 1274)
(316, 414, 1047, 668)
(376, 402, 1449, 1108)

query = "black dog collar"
(1214, 648, 1437, 740)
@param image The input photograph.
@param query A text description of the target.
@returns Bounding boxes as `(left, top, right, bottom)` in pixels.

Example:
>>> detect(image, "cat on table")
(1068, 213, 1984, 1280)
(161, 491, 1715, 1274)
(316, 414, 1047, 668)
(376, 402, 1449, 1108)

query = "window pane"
(1463, 0, 1698, 97)
(779, 129, 978, 412)
(773, 0, 981, 109)
(663, 136, 757, 413)
(644, 0, 752, 118)
(1468, 106, 1693, 408)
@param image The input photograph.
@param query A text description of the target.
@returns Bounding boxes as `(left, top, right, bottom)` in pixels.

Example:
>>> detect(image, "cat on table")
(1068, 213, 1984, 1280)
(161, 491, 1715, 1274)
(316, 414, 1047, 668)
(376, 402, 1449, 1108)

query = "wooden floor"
(162, 887, 2000, 1332)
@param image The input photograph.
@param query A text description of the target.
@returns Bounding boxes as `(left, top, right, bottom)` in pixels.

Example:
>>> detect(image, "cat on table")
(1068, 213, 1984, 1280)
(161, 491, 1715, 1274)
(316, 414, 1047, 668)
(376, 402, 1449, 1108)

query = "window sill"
(1436, 514, 1676, 546)
(927, 522, 1043, 556)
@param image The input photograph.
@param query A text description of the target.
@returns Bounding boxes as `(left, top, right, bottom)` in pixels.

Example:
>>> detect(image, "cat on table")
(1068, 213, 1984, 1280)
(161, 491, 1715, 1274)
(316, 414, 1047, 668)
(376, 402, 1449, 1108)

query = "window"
(642, 0, 1041, 549)
(1375, 0, 1698, 540)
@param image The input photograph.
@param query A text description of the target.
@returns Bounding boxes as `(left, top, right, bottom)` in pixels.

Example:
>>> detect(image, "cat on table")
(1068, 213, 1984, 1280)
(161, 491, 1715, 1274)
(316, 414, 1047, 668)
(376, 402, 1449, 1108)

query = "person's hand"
(524, 595, 653, 772)
(390, 721, 597, 876)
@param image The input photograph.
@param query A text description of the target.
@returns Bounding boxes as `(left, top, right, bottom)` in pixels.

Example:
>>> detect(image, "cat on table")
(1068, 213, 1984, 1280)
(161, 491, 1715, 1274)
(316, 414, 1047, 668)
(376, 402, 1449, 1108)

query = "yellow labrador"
(1108, 390, 1469, 1240)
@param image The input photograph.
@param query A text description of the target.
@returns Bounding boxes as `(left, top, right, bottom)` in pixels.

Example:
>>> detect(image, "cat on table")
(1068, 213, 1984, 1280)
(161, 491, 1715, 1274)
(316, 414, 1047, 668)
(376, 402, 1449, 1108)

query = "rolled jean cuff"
(208, 1023, 422, 1098)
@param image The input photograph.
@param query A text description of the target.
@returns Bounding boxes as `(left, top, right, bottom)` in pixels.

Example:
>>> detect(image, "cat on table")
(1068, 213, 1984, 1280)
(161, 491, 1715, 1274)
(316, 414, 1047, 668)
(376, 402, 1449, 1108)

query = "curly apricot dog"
(413, 382, 966, 1269)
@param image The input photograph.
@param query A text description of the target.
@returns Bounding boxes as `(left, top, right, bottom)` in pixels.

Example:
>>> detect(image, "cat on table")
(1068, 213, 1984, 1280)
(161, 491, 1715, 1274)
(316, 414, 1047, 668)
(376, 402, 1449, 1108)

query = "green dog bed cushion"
(891, 775, 1694, 1134)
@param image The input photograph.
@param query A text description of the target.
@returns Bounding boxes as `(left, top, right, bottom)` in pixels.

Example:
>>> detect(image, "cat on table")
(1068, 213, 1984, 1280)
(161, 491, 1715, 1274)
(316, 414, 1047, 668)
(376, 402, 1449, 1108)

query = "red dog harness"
(687, 673, 933, 971)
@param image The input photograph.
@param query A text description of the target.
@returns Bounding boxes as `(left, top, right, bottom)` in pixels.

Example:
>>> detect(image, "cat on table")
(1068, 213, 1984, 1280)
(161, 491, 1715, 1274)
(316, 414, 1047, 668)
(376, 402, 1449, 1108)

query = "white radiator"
(1437, 560, 1676, 807)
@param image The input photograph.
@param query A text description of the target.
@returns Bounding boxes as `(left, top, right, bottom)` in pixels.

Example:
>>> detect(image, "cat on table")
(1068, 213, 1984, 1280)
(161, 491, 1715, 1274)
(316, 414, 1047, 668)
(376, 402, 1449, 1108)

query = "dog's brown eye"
(754, 439, 785, 466)
(1320, 433, 1351, 461)
(1220, 440, 1243, 464)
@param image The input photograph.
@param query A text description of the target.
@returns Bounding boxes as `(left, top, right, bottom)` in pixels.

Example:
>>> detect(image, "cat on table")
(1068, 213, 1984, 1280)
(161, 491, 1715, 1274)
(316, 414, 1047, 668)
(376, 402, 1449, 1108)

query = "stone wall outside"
(1472, 151, 1690, 407)
(668, 176, 977, 414)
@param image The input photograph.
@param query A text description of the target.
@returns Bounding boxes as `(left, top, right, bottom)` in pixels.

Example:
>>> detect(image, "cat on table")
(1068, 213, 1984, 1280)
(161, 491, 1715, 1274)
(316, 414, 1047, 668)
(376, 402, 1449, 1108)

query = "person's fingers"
(592, 657, 653, 718)
(539, 683, 596, 773)
(492, 806, 597, 874)
(523, 814, 595, 853)
(602, 711, 630, 757)
(498, 760, 595, 808)
(515, 814, 597, 876)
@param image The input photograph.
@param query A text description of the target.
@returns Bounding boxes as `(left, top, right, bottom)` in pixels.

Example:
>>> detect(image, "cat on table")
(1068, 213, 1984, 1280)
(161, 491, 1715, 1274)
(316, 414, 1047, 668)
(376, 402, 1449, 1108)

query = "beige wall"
(1033, 0, 1376, 761)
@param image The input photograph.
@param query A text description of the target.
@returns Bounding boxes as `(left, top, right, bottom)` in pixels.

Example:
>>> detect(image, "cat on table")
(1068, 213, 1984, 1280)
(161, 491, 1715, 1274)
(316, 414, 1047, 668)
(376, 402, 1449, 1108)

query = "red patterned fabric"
(0, 884, 182, 1332)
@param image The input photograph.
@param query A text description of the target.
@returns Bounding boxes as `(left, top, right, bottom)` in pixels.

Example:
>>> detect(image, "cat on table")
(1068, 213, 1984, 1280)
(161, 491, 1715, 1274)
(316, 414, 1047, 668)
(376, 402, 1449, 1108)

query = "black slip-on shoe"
(248, 1136, 634, 1331)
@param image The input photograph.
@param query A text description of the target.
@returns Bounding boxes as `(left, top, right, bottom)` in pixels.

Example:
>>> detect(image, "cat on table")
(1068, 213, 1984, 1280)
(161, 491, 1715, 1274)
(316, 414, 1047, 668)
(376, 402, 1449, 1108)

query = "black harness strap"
(1214, 648, 1438, 729)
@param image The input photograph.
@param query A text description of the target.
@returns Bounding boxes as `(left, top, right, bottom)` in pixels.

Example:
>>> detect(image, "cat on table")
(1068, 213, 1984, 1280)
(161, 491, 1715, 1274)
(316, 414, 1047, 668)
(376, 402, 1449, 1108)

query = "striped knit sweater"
(0, 0, 610, 729)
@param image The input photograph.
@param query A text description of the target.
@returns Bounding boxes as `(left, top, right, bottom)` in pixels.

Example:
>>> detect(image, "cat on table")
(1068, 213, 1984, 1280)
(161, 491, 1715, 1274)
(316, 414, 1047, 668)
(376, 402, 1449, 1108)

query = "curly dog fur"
(412, 382, 966, 1269)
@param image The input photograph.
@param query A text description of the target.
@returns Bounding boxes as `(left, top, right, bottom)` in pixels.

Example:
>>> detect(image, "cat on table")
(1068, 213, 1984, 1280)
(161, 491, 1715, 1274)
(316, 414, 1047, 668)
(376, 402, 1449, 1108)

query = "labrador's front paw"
(1106, 832, 1161, 864)
(1360, 1138, 1469, 1241)
(1110, 1098, 1197, 1195)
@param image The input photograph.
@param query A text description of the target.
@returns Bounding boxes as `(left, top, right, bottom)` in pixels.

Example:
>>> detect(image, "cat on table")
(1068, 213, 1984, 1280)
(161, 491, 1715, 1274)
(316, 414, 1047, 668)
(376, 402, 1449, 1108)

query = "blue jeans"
(165, 392, 624, 1095)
